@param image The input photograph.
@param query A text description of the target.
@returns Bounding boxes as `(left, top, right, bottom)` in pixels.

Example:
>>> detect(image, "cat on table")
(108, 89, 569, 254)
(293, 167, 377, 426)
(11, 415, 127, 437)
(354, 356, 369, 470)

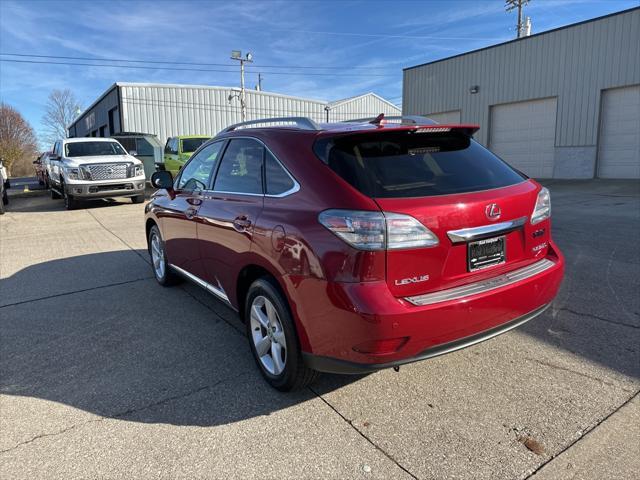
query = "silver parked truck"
(49, 138, 146, 210)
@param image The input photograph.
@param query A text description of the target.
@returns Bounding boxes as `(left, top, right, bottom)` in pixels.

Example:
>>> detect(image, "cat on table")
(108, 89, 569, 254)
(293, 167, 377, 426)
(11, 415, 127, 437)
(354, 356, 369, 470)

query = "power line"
(0, 58, 398, 77)
(0, 52, 399, 72)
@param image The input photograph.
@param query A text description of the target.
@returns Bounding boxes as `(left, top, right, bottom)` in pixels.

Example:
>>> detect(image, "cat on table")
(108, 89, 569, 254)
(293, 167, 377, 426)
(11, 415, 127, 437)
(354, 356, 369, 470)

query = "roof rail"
(223, 116, 321, 133)
(343, 115, 438, 125)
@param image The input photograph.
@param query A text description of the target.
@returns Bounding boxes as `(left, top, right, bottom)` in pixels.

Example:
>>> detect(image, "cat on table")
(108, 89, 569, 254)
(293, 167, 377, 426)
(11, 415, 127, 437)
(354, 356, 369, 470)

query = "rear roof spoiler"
(341, 114, 479, 135)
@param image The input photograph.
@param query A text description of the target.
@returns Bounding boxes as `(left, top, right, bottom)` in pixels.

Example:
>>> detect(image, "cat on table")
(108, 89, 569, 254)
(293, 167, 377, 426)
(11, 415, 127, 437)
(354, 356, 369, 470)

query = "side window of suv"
(213, 138, 264, 195)
(176, 141, 224, 191)
(265, 150, 295, 195)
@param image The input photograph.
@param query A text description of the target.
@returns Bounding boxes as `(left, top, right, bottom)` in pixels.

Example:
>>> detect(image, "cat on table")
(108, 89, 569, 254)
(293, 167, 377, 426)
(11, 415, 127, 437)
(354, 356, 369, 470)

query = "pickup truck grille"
(85, 163, 130, 180)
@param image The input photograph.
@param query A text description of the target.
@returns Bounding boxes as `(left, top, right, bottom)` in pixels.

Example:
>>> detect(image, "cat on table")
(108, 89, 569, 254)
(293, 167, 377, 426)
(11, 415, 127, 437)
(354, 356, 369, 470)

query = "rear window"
(182, 138, 210, 153)
(314, 131, 525, 198)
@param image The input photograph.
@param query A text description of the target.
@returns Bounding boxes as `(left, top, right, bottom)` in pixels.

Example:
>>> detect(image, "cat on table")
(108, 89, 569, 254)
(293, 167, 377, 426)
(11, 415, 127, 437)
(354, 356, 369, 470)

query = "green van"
(163, 135, 211, 176)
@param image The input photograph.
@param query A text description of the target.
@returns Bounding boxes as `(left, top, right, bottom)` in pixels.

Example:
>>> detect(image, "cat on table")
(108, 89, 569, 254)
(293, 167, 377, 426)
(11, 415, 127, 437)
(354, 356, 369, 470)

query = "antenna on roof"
(370, 113, 385, 125)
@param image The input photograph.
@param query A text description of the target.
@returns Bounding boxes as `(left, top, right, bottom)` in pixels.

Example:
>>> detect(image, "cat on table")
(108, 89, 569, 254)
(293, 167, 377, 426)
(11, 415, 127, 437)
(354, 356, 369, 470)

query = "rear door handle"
(233, 215, 252, 231)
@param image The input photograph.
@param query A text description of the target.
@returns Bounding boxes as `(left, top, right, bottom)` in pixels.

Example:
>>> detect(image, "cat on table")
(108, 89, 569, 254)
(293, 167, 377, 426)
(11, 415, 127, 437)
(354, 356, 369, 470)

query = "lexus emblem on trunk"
(485, 203, 501, 220)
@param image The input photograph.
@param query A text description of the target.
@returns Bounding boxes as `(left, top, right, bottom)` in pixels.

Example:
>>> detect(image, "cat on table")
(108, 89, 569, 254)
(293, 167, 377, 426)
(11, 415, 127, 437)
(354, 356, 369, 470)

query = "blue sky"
(0, 0, 636, 144)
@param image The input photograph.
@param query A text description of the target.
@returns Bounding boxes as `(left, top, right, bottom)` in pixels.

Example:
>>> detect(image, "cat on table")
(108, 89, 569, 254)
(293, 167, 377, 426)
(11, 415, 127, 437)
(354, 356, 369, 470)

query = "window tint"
(182, 137, 210, 153)
(136, 138, 154, 156)
(213, 139, 263, 194)
(177, 141, 223, 191)
(314, 131, 525, 198)
(265, 151, 295, 195)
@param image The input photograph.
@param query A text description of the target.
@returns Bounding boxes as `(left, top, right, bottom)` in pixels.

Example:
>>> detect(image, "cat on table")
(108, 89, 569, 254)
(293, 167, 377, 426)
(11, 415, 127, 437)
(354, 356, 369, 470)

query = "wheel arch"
(236, 263, 311, 352)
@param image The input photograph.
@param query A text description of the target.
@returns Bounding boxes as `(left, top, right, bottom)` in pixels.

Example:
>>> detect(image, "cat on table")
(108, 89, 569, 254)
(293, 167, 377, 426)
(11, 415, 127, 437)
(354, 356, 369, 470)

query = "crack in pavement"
(308, 386, 419, 480)
(526, 357, 621, 388)
(556, 307, 639, 329)
(0, 277, 153, 309)
(0, 370, 253, 455)
(85, 209, 150, 265)
(523, 391, 640, 479)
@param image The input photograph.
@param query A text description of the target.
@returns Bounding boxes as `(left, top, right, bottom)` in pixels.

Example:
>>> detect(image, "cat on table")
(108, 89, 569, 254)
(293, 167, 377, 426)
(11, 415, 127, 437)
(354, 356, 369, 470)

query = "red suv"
(146, 116, 564, 391)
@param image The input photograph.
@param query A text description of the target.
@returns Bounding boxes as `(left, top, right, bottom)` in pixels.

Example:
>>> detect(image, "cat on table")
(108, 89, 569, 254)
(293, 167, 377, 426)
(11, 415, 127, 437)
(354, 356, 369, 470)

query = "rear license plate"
(468, 236, 505, 272)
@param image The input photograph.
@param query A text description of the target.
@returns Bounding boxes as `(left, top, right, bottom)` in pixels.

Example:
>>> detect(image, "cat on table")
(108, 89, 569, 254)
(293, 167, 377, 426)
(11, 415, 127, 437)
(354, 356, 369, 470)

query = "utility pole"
(256, 73, 263, 91)
(505, 0, 530, 38)
(230, 50, 253, 121)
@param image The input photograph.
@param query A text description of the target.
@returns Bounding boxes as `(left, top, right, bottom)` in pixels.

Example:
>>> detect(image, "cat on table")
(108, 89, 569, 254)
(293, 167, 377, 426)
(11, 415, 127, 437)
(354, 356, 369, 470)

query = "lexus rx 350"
(145, 116, 564, 391)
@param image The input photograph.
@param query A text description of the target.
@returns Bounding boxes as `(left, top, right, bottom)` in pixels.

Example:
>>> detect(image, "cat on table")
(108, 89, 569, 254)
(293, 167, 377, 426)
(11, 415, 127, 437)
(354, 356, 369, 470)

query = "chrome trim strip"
(168, 264, 231, 304)
(404, 258, 556, 306)
(447, 216, 527, 244)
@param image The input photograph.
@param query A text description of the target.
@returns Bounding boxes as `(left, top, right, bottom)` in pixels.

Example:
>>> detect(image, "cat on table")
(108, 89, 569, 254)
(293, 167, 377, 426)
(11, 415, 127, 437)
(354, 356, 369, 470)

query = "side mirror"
(33, 159, 40, 164)
(128, 150, 138, 156)
(151, 170, 174, 190)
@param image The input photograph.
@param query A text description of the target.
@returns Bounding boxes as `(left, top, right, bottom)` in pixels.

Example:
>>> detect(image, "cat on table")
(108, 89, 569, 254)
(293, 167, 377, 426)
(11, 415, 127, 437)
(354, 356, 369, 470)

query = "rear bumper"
(304, 303, 549, 373)
(290, 242, 564, 372)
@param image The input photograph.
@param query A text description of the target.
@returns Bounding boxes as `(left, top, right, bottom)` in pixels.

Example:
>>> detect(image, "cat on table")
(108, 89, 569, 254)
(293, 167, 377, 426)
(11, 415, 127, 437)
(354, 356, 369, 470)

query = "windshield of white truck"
(65, 142, 127, 157)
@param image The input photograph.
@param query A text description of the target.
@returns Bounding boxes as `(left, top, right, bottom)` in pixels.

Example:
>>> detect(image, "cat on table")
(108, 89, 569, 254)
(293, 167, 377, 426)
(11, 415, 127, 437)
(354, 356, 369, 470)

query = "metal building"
(68, 83, 400, 145)
(403, 7, 640, 179)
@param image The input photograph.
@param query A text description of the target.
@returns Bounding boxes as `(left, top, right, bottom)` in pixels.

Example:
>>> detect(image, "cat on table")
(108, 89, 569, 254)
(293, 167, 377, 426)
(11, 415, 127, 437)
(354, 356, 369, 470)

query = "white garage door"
(426, 110, 461, 124)
(597, 85, 640, 179)
(489, 98, 557, 178)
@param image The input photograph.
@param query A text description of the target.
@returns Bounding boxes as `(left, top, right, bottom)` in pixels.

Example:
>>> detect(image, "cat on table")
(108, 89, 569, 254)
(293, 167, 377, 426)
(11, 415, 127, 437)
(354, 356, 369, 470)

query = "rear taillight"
(531, 187, 551, 224)
(318, 209, 438, 251)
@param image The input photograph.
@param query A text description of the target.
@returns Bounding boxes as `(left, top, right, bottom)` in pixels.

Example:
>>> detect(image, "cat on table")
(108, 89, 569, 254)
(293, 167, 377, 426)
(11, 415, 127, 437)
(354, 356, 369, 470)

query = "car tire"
(2, 190, 7, 205)
(131, 194, 145, 204)
(245, 277, 319, 391)
(0, 195, 5, 214)
(148, 225, 182, 286)
(63, 187, 79, 210)
(50, 186, 61, 200)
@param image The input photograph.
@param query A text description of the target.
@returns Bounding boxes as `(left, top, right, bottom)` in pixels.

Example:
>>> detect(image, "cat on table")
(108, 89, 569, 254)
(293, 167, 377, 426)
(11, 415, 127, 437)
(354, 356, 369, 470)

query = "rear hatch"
(315, 126, 549, 297)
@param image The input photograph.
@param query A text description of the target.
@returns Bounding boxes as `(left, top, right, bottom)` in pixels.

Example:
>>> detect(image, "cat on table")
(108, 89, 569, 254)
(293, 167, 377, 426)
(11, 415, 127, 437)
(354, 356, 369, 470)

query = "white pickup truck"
(49, 138, 146, 209)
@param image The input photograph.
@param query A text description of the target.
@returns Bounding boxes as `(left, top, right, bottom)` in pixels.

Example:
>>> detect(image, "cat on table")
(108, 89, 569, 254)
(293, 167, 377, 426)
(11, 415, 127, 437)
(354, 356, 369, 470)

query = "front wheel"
(131, 194, 145, 204)
(2, 190, 7, 205)
(63, 187, 79, 210)
(245, 278, 319, 391)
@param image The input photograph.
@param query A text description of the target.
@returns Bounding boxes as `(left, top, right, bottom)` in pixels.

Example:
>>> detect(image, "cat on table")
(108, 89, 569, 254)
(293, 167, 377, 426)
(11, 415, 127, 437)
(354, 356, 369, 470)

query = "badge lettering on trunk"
(485, 203, 501, 220)
(395, 274, 429, 286)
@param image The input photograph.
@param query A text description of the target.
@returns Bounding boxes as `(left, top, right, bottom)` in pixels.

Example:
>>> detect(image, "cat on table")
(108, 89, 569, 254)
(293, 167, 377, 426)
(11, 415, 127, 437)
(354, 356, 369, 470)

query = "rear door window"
(265, 151, 295, 195)
(314, 131, 525, 198)
(213, 138, 264, 195)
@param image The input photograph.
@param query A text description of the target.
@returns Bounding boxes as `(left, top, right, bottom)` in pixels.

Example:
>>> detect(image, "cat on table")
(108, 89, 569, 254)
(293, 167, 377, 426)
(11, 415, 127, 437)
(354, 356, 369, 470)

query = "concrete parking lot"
(1, 181, 638, 479)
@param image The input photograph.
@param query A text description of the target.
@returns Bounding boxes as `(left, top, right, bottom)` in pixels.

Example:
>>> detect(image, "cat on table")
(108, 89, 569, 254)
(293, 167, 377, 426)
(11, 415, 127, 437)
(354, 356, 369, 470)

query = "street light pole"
(505, 0, 529, 38)
(231, 50, 253, 121)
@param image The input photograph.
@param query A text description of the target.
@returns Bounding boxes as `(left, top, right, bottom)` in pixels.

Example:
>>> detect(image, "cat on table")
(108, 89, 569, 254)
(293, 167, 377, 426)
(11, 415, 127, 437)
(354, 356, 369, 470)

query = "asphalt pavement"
(0, 181, 638, 479)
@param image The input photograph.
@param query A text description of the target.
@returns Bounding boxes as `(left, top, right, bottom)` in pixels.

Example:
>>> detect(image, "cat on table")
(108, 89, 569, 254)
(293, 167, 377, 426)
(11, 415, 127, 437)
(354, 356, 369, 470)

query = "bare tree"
(0, 103, 39, 176)
(41, 88, 82, 145)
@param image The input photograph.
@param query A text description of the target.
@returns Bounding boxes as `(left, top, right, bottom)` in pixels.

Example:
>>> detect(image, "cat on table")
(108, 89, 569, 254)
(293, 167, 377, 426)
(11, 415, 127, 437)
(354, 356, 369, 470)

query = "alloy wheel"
(250, 295, 287, 375)
(150, 232, 166, 279)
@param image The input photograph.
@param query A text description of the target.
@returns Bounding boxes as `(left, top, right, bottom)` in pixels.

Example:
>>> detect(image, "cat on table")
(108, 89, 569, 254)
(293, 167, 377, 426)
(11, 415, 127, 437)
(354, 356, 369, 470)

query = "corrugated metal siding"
(403, 9, 640, 147)
(119, 85, 335, 142)
(71, 83, 402, 144)
(327, 95, 400, 121)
